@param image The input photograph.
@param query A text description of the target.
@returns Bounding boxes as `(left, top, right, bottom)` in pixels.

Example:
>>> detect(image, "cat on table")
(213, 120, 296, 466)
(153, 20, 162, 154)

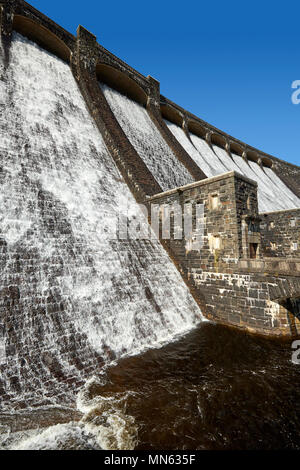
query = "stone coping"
(238, 258, 300, 275)
(147, 171, 257, 202)
(260, 207, 300, 216)
(2, 0, 299, 173)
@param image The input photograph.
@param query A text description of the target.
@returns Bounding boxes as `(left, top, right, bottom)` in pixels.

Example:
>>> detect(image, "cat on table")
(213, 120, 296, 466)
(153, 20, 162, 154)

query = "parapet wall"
(0, 0, 75, 55)
(1, 0, 300, 193)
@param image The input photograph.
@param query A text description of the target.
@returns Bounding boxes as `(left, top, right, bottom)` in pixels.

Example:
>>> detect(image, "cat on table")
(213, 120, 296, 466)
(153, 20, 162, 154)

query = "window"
(210, 194, 219, 211)
(248, 221, 260, 233)
(209, 235, 221, 252)
(250, 243, 258, 259)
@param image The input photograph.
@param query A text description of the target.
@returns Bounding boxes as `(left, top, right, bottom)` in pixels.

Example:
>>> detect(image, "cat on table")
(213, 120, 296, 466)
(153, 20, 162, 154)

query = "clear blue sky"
(29, 0, 300, 166)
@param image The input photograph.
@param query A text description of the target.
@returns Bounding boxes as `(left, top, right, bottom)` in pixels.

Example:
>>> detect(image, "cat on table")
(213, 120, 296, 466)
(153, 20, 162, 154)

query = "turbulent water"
(81, 323, 300, 451)
(166, 120, 300, 212)
(2, 322, 300, 450)
(0, 33, 203, 421)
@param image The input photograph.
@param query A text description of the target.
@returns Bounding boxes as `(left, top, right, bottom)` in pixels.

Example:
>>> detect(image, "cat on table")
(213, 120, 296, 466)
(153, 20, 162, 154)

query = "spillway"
(0, 33, 203, 415)
(101, 84, 194, 191)
(165, 120, 216, 177)
(165, 120, 300, 212)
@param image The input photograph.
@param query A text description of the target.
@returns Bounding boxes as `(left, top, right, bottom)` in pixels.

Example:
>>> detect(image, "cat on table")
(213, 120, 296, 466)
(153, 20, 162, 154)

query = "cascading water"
(165, 120, 300, 212)
(189, 131, 229, 176)
(1, 30, 300, 452)
(100, 84, 194, 191)
(165, 120, 216, 177)
(213, 146, 281, 212)
(0, 32, 204, 439)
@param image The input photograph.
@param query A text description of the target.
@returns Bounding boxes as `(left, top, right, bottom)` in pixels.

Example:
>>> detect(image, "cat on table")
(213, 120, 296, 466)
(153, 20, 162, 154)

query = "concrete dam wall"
(1, 0, 300, 424)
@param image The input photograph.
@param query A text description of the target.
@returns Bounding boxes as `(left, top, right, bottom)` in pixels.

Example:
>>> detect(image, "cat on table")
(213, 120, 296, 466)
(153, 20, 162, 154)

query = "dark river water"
(2, 322, 300, 450)
(83, 322, 300, 450)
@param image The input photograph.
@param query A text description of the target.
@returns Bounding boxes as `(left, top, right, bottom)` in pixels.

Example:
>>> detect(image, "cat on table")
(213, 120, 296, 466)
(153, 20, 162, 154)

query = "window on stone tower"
(250, 243, 258, 259)
(210, 195, 219, 211)
(209, 235, 221, 253)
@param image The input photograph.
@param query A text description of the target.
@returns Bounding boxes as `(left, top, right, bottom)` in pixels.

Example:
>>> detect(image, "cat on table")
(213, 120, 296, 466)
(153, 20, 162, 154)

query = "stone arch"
(160, 103, 183, 126)
(247, 151, 272, 169)
(269, 278, 300, 302)
(96, 63, 148, 106)
(211, 132, 227, 149)
(187, 119, 207, 139)
(12, 15, 71, 63)
(246, 149, 260, 163)
(230, 141, 244, 157)
(261, 156, 273, 168)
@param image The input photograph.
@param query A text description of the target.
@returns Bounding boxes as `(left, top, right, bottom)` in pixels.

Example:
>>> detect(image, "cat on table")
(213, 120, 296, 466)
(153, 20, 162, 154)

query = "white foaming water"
(190, 132, 229, 176)
(4, 389, 137, 450)
(165, 120, 216, 177)
(263, 165, 300, 209)
(77, 375, 138, 451)
(10, 423, 101, 450)
(101, 84, 194, 191)
(166, 120, 300, 212)
(0, 33, 203, 423)
(2, 374, 138, 450)
(10, 417, 135, 450)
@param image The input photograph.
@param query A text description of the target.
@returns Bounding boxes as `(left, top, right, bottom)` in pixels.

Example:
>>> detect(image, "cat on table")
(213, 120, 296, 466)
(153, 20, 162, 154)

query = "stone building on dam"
(0, 0, 300, 418)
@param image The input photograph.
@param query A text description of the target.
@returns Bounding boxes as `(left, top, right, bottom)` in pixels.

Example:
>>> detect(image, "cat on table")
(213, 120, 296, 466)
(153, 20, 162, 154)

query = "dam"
(0, 0, 300, 450)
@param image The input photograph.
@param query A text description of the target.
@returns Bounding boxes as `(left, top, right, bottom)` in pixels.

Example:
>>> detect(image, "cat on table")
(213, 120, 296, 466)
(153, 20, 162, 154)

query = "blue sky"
(29, 0, 300, 166)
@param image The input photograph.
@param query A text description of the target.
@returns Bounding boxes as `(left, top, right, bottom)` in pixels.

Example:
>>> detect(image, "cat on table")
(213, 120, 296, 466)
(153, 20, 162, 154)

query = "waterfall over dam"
(165, 120, 300, 212)
(1, 0, 300, 450)
(101, 84, 194, 191)
(100, 84, 300, 212)
(0, 32, 203, 415)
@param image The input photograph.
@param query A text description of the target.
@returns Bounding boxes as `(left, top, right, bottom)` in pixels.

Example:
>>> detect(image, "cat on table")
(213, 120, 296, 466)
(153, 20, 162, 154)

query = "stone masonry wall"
(261, 209, 300, 258)
(148, 172, 300, 337)
(191, 270, 293, 336)
(148, 171, 259, 272)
